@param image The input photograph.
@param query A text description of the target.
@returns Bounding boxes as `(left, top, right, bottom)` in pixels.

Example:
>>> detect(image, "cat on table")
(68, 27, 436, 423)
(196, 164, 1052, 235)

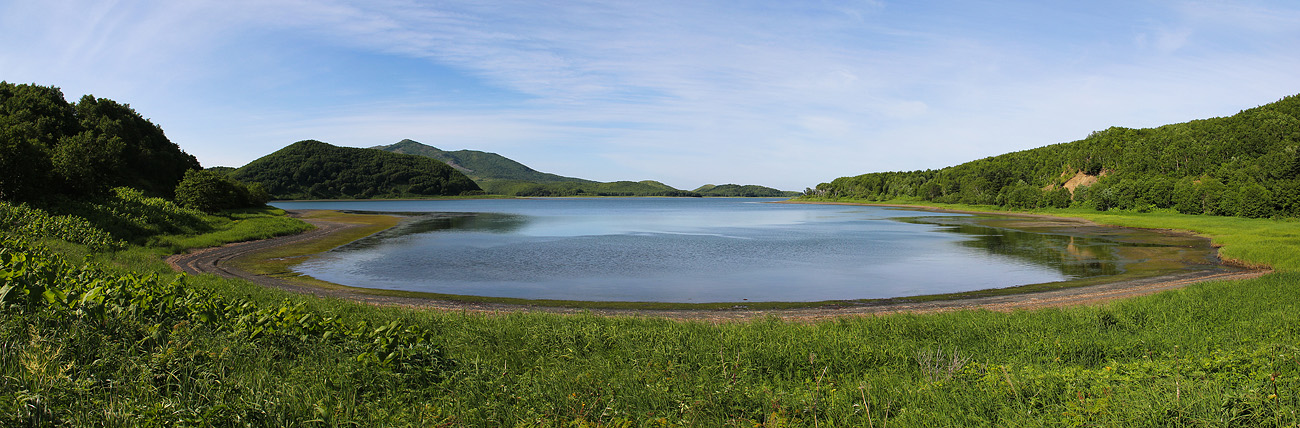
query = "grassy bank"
(3, 197, 1299, 426)
(795, 197, 1300, 272)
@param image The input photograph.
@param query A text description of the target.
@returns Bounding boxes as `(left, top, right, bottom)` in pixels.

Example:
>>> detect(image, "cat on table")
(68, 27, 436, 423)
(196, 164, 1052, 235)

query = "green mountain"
(806, 94, 1300, 218)
(371, 139, 588, 183)
(372, 139, 702, 197)
(231, 140, 480, 200)
(487, 179, 699, 197)
(693, 184, 799, 197)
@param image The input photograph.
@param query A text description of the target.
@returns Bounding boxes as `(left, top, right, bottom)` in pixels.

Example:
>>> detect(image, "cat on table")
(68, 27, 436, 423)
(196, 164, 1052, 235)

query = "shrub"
(175, 169, 266, 212)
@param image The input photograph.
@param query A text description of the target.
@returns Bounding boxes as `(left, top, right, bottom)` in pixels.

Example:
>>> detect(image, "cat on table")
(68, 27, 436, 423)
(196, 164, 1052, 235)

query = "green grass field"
(3, 198, 1299, 426)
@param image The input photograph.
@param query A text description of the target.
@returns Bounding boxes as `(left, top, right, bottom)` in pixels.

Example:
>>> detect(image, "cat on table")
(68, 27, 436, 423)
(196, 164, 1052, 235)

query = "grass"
(4, 198, 1300, 426)
(227, 210, 401, 290)
(147, 207, 314, 253)
(800, 197, 1300, 272)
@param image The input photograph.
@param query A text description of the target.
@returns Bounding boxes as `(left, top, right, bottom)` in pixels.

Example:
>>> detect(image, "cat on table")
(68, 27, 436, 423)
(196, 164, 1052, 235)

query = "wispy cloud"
(4, 0, 1299, 189)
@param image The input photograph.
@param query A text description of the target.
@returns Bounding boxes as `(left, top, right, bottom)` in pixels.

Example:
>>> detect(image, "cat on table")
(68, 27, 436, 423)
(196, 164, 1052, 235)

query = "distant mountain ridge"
(371, 139, 589, 184)
(693, 184, 799, 197)
(372, 139, 796, 197)
(372, 139, 699, 196)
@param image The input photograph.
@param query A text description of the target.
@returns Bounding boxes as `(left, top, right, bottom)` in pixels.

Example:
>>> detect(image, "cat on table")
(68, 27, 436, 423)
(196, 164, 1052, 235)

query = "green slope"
(807, 93, 1300, 217)
(231, 140, 480, 200)
(371, 139, 588, 183)
(486, 179, 699, 197)
(693, 184, 799, 197)
(373, 139, 703, 196)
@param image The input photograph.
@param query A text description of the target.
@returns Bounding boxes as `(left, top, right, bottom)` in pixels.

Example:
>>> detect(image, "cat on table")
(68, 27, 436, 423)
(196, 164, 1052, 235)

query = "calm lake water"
(270, 198, 1180, 303)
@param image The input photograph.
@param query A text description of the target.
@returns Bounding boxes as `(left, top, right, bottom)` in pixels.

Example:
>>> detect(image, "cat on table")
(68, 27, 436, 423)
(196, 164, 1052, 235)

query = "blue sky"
(3, 1, 1299, 191)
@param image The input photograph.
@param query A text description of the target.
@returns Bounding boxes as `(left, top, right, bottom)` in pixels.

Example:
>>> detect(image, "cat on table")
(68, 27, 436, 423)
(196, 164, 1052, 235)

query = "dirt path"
(166, 211, 1271, 322)
(167, 218, 360, 295)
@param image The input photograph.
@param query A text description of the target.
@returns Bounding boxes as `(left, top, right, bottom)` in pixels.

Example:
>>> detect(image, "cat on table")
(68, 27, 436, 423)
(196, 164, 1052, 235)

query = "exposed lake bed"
(261, 198, 1242, 305)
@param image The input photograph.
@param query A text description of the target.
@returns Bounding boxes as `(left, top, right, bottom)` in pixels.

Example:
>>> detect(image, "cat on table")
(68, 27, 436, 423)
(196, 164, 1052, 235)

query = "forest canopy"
(373, 139, 588, 184)
(693, 184, 798, 197)
(0, 82, 200, 202)
(374, 139, 710, 197)
(804, 94, 1300, 218)
(481, 179, 700, 197)
(230, 140, 481, 200)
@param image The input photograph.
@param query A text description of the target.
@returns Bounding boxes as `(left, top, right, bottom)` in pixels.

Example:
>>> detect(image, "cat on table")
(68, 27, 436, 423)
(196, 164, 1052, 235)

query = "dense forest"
(804, 94, 1300, 218)
(0, 82, 201, 202)
(231, 140, 481, 200)
(374, 139, 705, 197)
(372, 139, 588, 184)
(484, 179, 701, 197)
(694, 184, 798, 197)
(374, 139, 801, 197)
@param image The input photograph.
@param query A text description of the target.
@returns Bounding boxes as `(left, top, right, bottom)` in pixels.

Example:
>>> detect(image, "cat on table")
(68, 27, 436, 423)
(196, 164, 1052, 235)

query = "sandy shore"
(166, 208, 1271, 321)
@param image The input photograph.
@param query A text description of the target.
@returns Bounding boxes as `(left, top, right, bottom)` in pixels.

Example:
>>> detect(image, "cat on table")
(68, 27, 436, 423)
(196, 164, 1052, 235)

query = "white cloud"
(4, 0, 1299, 190)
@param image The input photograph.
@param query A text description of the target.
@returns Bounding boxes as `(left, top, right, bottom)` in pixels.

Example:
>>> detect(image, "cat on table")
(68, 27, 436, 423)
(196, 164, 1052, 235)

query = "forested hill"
(806, 94, 1300, 218)
(0, 82, 200, 201)
(485, 179, 701, 197)
(231, 140, 480, 200)
(373, 139, 706, 197)
(693, 184, 799, 197)
(372, 139, 588, 183)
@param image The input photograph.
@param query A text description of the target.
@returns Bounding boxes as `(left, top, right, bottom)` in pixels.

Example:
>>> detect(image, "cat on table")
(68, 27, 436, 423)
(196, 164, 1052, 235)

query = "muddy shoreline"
(166, 207, 1270, 321)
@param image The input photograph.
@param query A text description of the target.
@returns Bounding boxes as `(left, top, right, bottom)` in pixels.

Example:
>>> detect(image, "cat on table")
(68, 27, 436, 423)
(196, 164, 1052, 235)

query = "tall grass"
(3, 197, 1299, 426)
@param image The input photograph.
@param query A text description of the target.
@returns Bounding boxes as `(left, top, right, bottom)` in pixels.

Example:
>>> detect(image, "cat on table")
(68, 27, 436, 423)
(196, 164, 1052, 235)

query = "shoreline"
(166, 205, 1271, 321)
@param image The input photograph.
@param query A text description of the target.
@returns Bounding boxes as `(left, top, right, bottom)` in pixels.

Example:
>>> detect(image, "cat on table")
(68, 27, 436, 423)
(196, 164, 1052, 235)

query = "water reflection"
(286, 200, 1226, 302)
(901, 217, 1123, 279)
(336, 212, 528, 251)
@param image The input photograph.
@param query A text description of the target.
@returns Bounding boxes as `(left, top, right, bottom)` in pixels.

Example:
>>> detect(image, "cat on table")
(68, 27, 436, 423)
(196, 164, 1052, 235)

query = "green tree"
(0, 82, 199, 202)
(0, 83, 73, 200)
(1041, 186, 1072, 209)
(73, 95, 200, 197)
(175, 169, 260, 212)
(1172, 178, 1202, 214)
(1001, 183, 1041, 209)
(52, 131, 124, 196)
(1232, 183, 1274, 218)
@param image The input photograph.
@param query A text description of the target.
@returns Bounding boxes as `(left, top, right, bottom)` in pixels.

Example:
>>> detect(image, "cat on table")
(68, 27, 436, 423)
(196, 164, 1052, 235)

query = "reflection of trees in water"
(334, 212, 529, 251)
(400, 213, 528, 234)
(902, 218, 1124, 278)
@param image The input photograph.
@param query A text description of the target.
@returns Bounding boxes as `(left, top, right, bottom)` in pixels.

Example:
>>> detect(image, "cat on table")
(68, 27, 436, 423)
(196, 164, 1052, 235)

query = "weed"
(915, 346, 970, 383)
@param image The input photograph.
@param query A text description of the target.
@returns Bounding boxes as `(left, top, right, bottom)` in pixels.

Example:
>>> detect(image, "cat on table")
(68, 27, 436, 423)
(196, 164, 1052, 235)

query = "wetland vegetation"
(3, 82, 1298, 426)
(3, 196, 1299, 426)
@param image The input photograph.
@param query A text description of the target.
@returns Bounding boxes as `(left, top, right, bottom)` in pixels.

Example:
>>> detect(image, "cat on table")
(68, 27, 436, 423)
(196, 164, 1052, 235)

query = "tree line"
(804, 94, 1300, 218)
(0, 82, 269, 213)
(483, 179, 701, 197)
(0, 82, 200, 201)
(694, 184, 798, 197)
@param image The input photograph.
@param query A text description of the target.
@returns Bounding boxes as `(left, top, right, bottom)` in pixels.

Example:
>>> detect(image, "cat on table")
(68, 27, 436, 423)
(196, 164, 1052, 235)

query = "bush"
(1001, 184, 1042, 209)
(1233, 183, 1275, 218)
(44, 187, 215, 242)
(1041, 186, 1072, 209)
(175, 169, 267, 212)
(0, 201, 123, 251)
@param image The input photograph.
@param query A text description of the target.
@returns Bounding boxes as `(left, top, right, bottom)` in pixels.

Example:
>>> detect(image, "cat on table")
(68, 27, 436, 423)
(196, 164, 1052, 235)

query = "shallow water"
(270, 198, 1216, 303)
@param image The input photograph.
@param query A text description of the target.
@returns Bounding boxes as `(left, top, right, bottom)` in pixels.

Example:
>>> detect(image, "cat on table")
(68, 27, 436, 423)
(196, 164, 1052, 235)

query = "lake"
(270, 198, 1223, 303)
